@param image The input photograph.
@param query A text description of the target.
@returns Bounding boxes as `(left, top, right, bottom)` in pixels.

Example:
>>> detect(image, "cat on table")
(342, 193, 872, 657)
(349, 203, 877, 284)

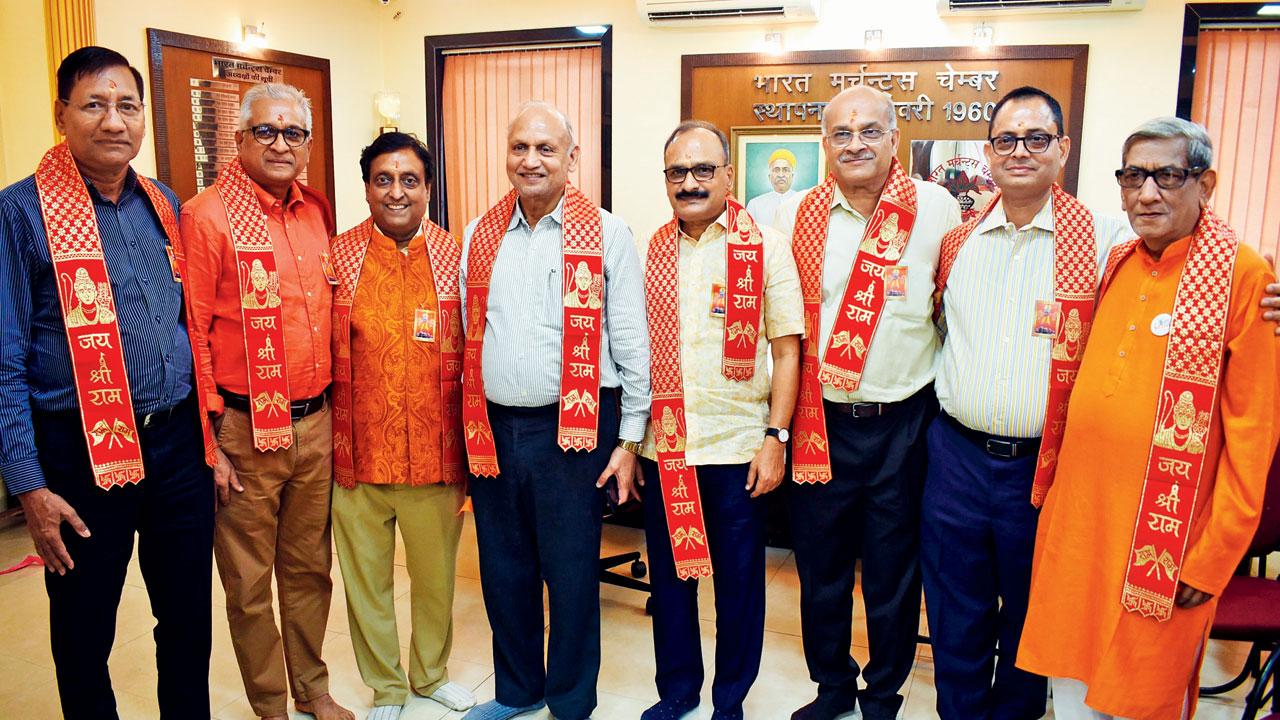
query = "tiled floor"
(0, 516, 1258, 719)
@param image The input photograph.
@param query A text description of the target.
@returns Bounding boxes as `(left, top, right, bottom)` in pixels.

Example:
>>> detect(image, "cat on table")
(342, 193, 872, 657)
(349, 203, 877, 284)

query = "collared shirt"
(181, 178, 332, 411)
(775, 177, 960, 403)
(0, 169, 194, 495)
(935, 197, 1135, 437)
(636, 212, 805, 465)
(349, 227, 446, 485)
(460, 195, 651, 442)
(745, 189, 797, 229)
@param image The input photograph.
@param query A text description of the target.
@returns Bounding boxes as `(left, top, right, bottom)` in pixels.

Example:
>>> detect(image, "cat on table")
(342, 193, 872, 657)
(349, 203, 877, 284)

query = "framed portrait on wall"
(909, 139, 998, 222)
(730, 126, 825, 228)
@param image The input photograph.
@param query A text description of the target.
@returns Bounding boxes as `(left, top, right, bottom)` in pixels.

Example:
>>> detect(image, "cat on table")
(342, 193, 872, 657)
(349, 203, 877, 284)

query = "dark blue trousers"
(920, 415, 1047, 720)
(639, 460, 766, 719)
(470, 396, 619, 720)
(34, 393, 214, 720)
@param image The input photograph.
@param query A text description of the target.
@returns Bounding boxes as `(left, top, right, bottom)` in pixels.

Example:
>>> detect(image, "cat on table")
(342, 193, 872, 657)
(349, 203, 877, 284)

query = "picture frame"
(730, 126, 825, 226)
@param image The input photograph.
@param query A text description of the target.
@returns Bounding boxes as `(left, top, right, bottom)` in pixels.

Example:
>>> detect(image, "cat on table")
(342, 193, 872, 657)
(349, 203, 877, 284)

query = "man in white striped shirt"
(458, 102, 651, 720)
(924, 86, 1133, 720)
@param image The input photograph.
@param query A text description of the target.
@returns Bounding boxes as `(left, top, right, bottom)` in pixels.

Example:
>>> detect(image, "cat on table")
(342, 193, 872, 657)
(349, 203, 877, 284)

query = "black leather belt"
(219, 389, 328, 420)
(942, 411, 1041, 459)
(823, 399, 898, 418)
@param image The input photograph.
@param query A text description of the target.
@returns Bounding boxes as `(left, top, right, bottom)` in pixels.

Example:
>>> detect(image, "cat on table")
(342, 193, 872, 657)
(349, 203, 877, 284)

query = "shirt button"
(1119, 350, 1127, 357)
(154, 315, 162, 323)
(1151, 271, 1158, 277)
(307, 291, 312, 297)
(1140, 294, 1147, 301)
(141, 277, 149, 285)
(1128, 324, 1136, 331)
(297, 255, 303, 261)
(313, 326, 319, 332)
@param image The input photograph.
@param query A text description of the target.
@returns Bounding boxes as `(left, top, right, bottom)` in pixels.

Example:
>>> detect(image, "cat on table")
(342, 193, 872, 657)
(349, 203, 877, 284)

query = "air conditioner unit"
(638, 0, 820, 26)
(938, 0, 1144, 15)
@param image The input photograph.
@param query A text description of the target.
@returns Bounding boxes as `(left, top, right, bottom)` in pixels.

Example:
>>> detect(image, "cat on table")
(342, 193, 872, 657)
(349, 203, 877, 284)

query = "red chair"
(1198, 445, 1280, 719)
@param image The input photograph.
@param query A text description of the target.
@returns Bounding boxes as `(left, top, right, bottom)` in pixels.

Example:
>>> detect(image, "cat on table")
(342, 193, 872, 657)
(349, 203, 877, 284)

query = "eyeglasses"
(663, 164, 725, 184)
(60, 98, 145, 120)
(826, 127, 890, 148)
(1114, 165, 1206, 190)
(988, 133, 1060, 155)
(246, 124, 311, 148)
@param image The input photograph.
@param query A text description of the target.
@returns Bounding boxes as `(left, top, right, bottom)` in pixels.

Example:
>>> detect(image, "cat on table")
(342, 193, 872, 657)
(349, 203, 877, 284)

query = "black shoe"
(641, 698, 699, 720)
(710, 707, 743, 720)
(791, 692, 858, 720)
(858, 694, 904, 720)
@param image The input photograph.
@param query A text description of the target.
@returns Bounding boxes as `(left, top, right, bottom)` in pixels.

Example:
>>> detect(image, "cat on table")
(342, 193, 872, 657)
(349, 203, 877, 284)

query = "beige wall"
(0, 0, 1236, 231)
(0, 0, 56, 185)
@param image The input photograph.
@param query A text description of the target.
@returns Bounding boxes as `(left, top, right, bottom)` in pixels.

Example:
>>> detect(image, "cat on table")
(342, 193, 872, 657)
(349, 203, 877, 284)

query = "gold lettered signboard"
(682, 46, 1087, 218)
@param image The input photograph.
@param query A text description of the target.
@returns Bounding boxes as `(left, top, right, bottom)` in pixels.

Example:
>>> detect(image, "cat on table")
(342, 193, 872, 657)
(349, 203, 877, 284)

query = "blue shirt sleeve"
(0, 192, 46, 495)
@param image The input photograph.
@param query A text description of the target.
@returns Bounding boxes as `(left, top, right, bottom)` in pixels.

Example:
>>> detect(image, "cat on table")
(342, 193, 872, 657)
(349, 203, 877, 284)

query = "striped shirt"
(935, 196, 1134, 437)
(460, 195, 651, 442)
(0, 170, 194, 495)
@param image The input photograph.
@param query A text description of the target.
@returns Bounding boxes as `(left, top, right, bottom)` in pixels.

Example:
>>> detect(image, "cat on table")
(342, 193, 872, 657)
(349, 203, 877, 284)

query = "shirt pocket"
(543, 262, 564, 329)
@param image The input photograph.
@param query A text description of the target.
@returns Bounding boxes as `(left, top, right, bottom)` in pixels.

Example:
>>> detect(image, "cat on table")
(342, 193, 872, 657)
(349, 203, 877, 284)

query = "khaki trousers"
(214, 405, 335, 717)
(332, 481, 465, 706)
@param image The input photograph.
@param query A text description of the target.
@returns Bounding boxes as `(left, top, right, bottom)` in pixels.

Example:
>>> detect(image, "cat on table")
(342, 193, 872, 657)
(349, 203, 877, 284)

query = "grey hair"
(663, 120, 730, 164)
(821, 86, 898, 133)
(1122, 116, 1213, 169)
(239, 83, 313, 132)
(509, 101, 577, 147)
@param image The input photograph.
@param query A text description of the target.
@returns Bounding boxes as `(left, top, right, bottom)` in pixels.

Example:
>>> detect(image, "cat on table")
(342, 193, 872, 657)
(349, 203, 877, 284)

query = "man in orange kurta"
(329, 132, 475, 720)
(1016, 117, 1280, 720)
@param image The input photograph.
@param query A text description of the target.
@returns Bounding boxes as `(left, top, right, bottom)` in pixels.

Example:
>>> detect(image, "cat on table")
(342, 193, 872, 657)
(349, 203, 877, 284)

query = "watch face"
(777, 428, 790, 443)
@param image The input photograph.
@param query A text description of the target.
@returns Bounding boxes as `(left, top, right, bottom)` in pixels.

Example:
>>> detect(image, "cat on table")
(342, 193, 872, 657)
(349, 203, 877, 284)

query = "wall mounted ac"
(937, 0, 1144, 15)
(637, 0, 820, 27)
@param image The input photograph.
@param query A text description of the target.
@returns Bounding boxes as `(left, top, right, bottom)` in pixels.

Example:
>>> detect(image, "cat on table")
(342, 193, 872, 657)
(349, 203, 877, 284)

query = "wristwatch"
(765, 427, 790, 443)
(617, 438, 644, 455)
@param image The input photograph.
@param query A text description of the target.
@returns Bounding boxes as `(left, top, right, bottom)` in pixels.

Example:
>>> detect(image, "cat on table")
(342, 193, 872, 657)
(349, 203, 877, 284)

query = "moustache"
(676, 189, 710, 201)
(840, 150, 875, 162)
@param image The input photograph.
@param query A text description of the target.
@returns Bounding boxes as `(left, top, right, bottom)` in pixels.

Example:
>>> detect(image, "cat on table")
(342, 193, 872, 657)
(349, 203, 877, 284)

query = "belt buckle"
(985, 438, 1016, 458)
(852, 402, 880, 418)
(141, 412, 155, 429)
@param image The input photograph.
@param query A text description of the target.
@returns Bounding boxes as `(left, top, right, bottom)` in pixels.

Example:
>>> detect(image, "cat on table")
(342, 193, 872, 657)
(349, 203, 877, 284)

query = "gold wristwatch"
(617, 438, 644, 455)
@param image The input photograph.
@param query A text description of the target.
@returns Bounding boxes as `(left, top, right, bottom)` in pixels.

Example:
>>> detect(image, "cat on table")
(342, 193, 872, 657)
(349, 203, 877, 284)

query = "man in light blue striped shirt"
(459, 102, 650, 720)
(923, 87, 1134, 720)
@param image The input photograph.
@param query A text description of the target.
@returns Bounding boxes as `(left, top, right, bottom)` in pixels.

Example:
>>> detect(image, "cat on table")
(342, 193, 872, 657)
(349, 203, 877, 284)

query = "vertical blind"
(441, 45, 602, 234)
(1191, 29, 1280, 262)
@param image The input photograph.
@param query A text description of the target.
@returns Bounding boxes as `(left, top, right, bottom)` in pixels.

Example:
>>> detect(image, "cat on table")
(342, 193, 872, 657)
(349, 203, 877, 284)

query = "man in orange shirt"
(329, 132, 476, 720)
(1016, 117, 1280, 719)
(181, 82, 352, 720)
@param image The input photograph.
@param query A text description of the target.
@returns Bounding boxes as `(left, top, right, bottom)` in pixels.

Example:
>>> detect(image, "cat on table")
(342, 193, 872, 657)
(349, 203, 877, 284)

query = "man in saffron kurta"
(1017, 118, 1280, 720)
(330, 133, 476, 720)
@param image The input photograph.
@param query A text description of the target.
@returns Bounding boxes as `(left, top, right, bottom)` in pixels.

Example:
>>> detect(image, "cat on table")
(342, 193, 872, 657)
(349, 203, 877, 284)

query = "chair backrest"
(1247, 444, 1280, 557)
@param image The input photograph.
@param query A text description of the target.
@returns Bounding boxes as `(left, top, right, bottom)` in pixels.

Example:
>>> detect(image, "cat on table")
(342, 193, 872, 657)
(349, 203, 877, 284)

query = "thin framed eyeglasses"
(988, 133, 1060, 155)
(663, 164, 725, 184)
(60, 98, 145, 119)
(247, 124, 311, 148)
(1114, 165, 1206, 190)
(826, 127, 890, 148)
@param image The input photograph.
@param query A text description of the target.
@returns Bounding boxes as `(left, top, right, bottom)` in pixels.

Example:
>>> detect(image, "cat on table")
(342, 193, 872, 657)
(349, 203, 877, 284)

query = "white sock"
(431, 681, 477, 711)
(367, 705, 403, 720)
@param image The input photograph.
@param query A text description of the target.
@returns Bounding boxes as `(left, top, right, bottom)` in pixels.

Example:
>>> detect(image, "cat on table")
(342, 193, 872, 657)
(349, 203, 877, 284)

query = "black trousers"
(34, 393, 215, 720)
(640, 460, 766, 719)
(469, 396, 619, 720)
(786, 386, 936, 720)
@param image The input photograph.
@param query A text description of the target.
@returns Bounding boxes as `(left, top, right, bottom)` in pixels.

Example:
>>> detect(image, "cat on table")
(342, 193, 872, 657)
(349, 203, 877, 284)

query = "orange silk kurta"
(348, 228, 446, 485)
(1017, 235, 1280, 720)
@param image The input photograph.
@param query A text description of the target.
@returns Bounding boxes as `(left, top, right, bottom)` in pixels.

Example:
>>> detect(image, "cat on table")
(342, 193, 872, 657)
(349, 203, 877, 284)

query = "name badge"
(413, 308, 436, 342)
(1150, 313, 1172, 337)
(884, 265, 908, 299)
(1032, 300, 1061, 338)
(165, 245, 182, 283)
(710, 282, 727, 318)
(320, 252, 339, 285)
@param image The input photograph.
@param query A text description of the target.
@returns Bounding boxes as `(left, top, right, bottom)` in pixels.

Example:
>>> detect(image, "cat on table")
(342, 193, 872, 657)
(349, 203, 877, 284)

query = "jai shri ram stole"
(462, 185, 604, 476)
(330, 219, 465, 488)
(789, 159, 918, 483)
(645, 198, 766, 578)
(934, 184, 1098, 506)
(215, 158, 293, 451)
(35, 142, 216, 489)
(1099, 209, 1238, 622)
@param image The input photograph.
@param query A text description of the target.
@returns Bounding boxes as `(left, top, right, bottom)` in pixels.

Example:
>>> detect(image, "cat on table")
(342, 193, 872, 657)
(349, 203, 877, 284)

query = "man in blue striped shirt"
(0, 47, 214, 719)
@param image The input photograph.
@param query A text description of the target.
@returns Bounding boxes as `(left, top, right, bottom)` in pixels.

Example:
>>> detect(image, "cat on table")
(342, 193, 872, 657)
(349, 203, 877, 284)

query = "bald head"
(822, 86, 896, 134)
(508, 101, 577, 148)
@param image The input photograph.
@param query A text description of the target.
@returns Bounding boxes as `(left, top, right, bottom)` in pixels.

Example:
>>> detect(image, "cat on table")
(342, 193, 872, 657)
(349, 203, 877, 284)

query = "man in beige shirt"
(636, 120, 803, 720)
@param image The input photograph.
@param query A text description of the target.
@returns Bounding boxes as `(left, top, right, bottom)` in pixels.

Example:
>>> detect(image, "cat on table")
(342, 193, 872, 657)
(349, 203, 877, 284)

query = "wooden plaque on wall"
(146, 28, 336, 209)
(682, 46, 1087, 212)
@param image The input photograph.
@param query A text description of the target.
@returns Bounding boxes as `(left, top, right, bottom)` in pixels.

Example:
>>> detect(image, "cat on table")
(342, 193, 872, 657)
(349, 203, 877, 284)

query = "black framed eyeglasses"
(826, 127, 890, 148)
(1114, 165, 1206, 190)
(247, 124, 311, 148)
(988, 133, 1060, 155)
(663, 164, 725, 184)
